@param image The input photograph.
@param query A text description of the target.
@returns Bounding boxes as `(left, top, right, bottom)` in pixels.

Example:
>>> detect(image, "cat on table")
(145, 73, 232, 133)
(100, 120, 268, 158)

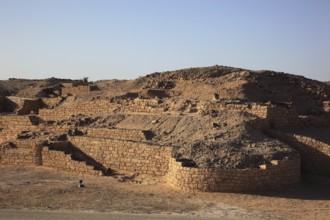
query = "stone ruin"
(0, 86, 330, 192)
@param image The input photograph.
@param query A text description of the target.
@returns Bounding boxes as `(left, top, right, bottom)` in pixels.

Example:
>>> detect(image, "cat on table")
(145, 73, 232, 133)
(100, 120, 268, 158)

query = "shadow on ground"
(245, 174, 330, 200)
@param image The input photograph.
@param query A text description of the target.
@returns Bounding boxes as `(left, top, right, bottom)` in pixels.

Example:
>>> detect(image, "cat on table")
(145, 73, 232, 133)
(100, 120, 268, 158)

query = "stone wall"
(201, 102, 299, 128)
(118, 98, 164, 114)
(0, 115, 38, 142)
(266, 130, 330, 176)
(167, 157, 301, 192)
(267, 105, 299, 128)
(138, 89, 168, 99)
(82, 127, 152, 142)
(38, 101, 120, 121)
(0, 140, 37, 166)
(0, 130, 303, 191)
(69, 136, 172, 176)
(200, 102, 268, 118)
(41, 97, 63, 108)
(3, 96, 42, 115)
(41, 146, 103, 176)
(61, 85, 97, 96)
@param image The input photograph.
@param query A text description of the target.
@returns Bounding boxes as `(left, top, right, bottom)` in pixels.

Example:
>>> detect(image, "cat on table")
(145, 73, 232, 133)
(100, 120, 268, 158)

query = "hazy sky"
(0, 0, 329, 81)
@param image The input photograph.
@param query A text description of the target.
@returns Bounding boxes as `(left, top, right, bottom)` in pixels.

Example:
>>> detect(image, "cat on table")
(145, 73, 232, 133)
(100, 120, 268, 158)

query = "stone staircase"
(42, 141, 108, 176)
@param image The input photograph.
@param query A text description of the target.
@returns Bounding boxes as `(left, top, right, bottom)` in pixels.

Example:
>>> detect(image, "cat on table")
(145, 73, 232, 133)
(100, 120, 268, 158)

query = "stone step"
(42, 146, 104, 176)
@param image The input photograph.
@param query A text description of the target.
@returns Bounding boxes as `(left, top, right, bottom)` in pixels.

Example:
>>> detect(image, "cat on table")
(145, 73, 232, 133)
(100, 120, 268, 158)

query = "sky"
(0, 0, 329, 81)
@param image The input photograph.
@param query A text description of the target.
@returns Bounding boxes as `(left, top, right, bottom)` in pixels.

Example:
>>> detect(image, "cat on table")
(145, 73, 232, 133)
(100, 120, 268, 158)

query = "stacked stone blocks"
(167, 157, 301, 192)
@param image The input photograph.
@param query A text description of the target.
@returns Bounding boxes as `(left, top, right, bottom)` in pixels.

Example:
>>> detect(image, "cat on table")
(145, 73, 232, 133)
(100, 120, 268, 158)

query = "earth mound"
(1, 65, 329, 169)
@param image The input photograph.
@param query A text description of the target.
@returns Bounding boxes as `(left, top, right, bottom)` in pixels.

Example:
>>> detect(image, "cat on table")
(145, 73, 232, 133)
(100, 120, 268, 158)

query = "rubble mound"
(114, 111, 298, 169)
(1, 65, 329, 170)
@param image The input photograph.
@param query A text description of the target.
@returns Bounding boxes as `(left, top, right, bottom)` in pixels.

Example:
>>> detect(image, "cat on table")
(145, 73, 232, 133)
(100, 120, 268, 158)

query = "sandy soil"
(1, 166, 329, 220)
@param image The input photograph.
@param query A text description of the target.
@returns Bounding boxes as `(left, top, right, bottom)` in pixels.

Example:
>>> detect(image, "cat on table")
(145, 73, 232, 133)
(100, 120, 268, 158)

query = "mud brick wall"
(119, 99, 164, 114)
(69, 136, 172, 176)
(201, 102, 269, 118)
(41, 146, 102, 176)
(17, 99, 42, 115)
(266, 105, 299, 128)
(201, 102, 300, 128)
(266, 130, 330, 176)
(82, 127, 151, 142)
(41, 97, 63, 108)
(0, 116, 38, 142)
(61, 82, 77, 87)
(138, 89, 168, 99)
(61, 85, 96, 96)
(38, 101, 119, 121)
(0, 140, 38, 166)
(0, 115, 38, 143)
(46, 125, 71, 134)
(4, 96, 42, 115)
(167, 157, 301, 192)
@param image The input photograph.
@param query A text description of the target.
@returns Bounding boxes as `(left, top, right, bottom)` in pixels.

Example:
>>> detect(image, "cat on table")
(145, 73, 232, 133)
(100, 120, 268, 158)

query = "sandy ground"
(0, 166, 330, 220)
(0, 210, 224, 220)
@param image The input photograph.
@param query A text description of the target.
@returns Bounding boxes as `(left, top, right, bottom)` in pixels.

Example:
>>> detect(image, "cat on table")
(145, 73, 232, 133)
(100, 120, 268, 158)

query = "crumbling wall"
(119, 98, 164, 114)
(41, 97, 63, 108)
(266, 130, 330, 176)
(2, 96, 42, 115)
(61, 85, 97, 96)
(69, 136, 172, 176)
(82, 127, 152, 142)
(200, 102, 269, 118)
(138, 89, 168, 99)
(201, 102, 300, 128)
(167, 157, 301, 192)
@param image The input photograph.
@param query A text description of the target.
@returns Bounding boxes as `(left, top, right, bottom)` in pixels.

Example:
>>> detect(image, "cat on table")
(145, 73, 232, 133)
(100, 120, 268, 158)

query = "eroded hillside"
(1, 65, 329, 182)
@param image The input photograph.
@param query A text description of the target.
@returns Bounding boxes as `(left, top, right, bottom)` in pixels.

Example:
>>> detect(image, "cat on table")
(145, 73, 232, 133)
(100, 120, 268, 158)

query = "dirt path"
(0, 209, 224, 220)
(1, 166, 330, 219)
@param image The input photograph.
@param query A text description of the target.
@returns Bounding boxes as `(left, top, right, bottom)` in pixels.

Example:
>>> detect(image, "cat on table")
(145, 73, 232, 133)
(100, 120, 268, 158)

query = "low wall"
(266, 130, 330, 176)
(41, 146, 103, 176)
(167, 157, 301, 192)
(41, 97, 63, 108)
(38, 101, 120, 121)
(0, 115, 38, 142)
(200, 102, 299, 128)
(0, 133, 303, 191)
(118, 99, 164, 114)
(4, 96, 42, 115)
(267, 105, 299, 128)
(200, 102, 268, 118)
(0, 140, 37, 166)
(69, 136, 171, 176)
(61, 85, 97, 96)
(82, 127, 152, 142)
